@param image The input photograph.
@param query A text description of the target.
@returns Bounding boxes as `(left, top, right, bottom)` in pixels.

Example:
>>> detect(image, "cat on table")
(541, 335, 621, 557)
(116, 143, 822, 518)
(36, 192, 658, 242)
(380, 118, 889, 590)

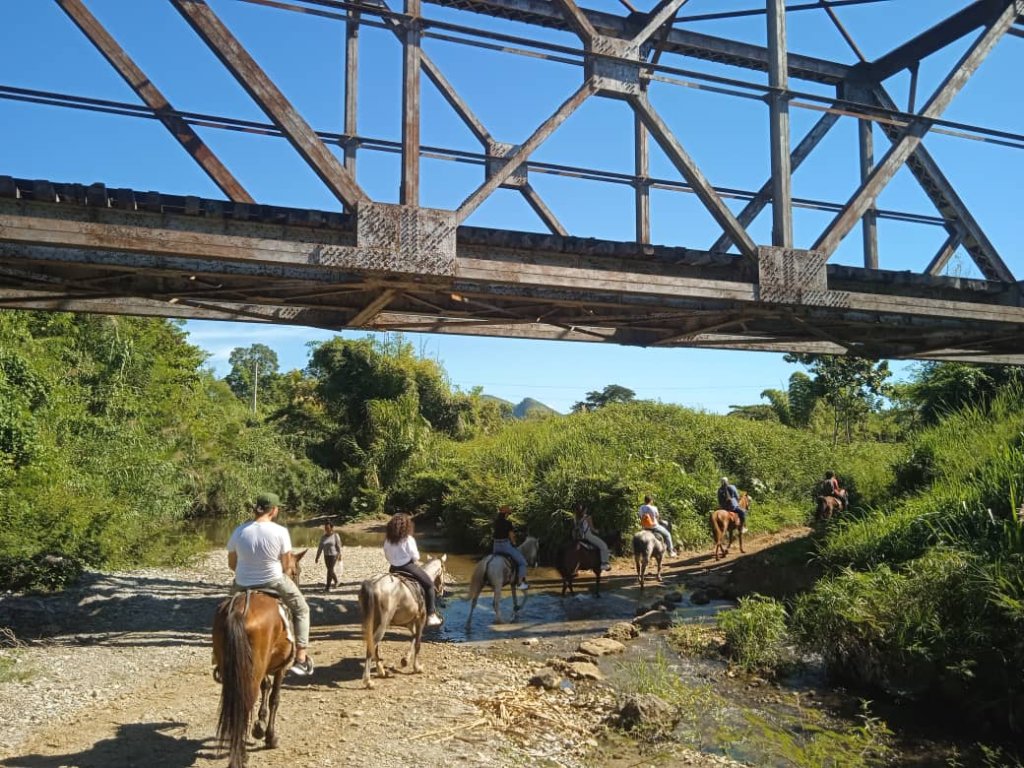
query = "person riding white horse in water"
(492, 504, 529, 591)
(382, 512, 443, 627)
(718, 477, 748, 533)
(638, 495, 676, 557)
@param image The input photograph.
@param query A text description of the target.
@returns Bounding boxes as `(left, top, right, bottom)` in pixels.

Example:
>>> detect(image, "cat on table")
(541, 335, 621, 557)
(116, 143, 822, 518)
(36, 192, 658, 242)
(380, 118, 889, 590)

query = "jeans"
(650, 524, 674, 552)
(324, 555, 339, 589)
(581, 531, 610, 566)
(233, 576, 310, 648)
(390, 561, 437, 615)
(492, 540, 528, 582)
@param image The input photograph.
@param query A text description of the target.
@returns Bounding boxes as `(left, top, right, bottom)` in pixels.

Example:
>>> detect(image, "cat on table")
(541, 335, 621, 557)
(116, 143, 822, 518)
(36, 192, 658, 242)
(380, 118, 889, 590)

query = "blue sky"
(2, 1, 1020, 412)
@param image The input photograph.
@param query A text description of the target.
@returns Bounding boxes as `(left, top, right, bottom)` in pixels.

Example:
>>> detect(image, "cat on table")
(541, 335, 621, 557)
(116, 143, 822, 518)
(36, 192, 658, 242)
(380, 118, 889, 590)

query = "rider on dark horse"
(718, 477, 747, 533)
(823, 470, 848, 511)
(226, 492, 314, 676)
(574, 504, 611, 572)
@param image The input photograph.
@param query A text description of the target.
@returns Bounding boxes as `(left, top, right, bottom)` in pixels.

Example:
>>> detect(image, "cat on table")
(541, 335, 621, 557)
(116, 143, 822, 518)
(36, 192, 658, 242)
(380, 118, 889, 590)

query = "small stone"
(605, 622, 640, 642)
(522, 637, 539, 646)
(632, 610, 673, 630)
(529, 669, 562, 690)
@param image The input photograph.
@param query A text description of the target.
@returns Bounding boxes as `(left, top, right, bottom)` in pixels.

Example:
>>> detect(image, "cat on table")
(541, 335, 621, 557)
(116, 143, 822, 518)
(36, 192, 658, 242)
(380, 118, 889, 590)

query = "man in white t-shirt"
(638, 495, 676, 557)
(227, 492, 313, 676)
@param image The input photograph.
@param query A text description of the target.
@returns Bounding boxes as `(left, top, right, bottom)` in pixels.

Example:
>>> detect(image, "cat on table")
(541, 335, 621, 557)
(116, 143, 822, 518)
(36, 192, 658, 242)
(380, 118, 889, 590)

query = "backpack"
(640, 512, 655, 529)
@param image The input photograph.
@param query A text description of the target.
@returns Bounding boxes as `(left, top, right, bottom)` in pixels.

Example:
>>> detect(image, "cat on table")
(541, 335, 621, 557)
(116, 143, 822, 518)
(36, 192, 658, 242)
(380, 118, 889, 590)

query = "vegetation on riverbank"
(4, 308, 1024, 743)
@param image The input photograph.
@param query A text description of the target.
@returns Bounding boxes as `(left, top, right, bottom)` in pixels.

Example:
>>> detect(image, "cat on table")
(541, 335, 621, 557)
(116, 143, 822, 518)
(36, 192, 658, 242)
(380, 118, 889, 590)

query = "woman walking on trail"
(382, 513, 443, 627)
(315, 522, 343, 592)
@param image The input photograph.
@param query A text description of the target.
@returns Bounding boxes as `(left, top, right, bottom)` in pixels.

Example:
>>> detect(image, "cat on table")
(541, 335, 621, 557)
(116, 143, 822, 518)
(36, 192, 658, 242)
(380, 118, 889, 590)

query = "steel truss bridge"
(1, 0, 1023, 362)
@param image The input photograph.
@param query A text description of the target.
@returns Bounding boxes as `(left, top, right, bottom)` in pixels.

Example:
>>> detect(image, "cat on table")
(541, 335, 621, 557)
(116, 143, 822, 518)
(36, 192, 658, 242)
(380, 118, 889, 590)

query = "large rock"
(690, 589, 710, 605)
(605, 621, 640, 642)
(615, 693, 676, 731)
(632, 609, 673, 630)
(577, 637, 626, 657)
(566, 661, 603, 681)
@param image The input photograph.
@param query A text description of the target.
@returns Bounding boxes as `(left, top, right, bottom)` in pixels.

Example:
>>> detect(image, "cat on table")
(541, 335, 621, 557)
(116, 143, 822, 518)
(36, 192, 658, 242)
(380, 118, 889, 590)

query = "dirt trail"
(0, 526, 805, 768)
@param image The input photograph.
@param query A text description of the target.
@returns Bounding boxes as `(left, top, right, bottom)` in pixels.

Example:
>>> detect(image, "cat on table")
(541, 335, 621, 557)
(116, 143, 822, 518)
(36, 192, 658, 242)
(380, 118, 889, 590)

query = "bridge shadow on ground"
(1, 722, 218, 768)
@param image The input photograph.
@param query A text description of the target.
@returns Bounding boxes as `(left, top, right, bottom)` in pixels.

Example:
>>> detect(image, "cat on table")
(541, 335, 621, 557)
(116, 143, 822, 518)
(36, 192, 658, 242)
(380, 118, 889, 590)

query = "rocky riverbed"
(0, 544, 740, 768)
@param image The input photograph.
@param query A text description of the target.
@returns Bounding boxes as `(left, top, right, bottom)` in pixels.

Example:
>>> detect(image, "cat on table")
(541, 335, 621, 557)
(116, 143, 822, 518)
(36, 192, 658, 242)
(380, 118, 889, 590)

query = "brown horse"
(710, 492, 750, 560)
(632, 529, 665, 588)
(212, 549, 307, 768)
(359, 556, 447, 689)
(556, 531, 620, 597)
(816, 490, 847, 521)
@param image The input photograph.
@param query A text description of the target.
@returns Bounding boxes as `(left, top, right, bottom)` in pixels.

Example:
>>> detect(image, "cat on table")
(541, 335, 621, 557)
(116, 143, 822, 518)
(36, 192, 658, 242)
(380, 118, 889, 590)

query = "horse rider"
(638, 495, 677, 557)
(383, 512, 443, 627)
(717, 477, 747, 534)
(823, 470, 848, 511)
(574, 503, 611, 572)
(226, 492, 314, 676)
(493, 504, 530, 591)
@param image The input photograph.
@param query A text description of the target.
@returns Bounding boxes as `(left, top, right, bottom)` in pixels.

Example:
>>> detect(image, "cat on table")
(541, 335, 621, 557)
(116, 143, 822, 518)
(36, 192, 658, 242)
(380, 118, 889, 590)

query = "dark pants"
(732, 506, 746, 525)
(324, 555, 339, 589)
(390, 561, 436, 614)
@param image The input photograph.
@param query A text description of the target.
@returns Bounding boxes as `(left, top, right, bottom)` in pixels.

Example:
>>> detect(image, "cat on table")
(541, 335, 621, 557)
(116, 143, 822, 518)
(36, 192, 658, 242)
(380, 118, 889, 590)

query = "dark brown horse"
(556, 531, 620, 597)
(710, 493, 749, 560)
(212, 549, 307, 768)
(816, 491, 847, 521)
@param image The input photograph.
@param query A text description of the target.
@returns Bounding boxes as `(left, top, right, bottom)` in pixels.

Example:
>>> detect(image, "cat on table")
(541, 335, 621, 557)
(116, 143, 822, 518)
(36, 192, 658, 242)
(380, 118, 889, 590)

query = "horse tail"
(359, 579, 377, 645)
(217, 599, 255, 766)
(554, 545, 574, 582)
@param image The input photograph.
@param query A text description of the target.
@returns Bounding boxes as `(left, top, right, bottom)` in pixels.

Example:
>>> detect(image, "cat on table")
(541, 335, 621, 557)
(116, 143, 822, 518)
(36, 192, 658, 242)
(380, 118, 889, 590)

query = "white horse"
(632, 530, 665, 588)
(358, 556, 446, 689)
(465, 536, 538, 628)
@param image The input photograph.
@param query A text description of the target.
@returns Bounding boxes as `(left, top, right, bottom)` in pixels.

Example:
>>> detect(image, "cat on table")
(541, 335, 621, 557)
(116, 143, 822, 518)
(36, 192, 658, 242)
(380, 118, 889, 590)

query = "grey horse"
(632, 530, 665, 588)
(358, 555, 446, 689)
(465, 536, 538, 628)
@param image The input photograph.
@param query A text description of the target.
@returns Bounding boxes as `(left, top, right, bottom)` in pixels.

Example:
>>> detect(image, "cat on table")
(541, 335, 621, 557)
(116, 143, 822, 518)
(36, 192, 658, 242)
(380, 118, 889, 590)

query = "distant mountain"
(513, 397, 559, 419)
(481, 394, 560, 419)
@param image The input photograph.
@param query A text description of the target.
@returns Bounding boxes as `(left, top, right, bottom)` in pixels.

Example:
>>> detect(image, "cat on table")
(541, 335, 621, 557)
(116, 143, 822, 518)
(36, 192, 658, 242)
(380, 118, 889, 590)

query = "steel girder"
(0, 0, 1021, 363)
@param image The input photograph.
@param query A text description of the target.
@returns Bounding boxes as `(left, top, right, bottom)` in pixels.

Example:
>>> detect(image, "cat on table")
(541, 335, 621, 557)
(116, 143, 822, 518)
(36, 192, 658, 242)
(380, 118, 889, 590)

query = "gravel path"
(0, 545, 740, 768)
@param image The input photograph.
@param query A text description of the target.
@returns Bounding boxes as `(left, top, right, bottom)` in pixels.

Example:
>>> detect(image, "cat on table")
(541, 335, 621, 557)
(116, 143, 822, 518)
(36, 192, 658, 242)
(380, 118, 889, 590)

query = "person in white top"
(638, 495, 676, 556)
(383, 512, 443, 627)
(227, 492, 314, 676)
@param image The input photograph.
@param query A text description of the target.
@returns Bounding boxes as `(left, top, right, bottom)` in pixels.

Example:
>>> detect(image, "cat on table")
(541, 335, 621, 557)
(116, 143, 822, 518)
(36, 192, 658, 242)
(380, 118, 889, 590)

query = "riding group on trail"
(210, 472, 844, 765)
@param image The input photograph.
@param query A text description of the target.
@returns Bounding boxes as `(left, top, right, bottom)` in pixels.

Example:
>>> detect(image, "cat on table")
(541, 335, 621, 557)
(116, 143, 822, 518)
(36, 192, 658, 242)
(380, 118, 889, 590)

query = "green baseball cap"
(255, 492, 281, 510)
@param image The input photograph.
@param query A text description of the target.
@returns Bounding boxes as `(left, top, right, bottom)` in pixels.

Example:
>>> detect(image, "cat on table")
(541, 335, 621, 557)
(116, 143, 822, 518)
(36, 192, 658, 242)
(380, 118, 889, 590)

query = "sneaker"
(426, 613, 443, 627)
(601, 563, 612, 572)
(289, 657, 314, 676)
(516, 582, 530, 591)
(742, 527, 749, 534)
(668, 551, 678, 558)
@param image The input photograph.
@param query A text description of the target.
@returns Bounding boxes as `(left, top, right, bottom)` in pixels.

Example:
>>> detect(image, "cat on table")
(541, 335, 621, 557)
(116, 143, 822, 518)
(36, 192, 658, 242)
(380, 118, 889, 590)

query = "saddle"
(390, 570, 428, 611)
(228, 590, 297, 645)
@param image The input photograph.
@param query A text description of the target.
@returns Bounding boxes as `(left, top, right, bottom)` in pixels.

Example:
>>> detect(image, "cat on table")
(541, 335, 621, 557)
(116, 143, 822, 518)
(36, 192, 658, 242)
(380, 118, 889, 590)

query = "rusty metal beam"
(630, 0, 689, 47)
(401, 0, 421, 205)
(350, 288, 398, 325)
(424, 0, 854, 84)
(813, 5, 1017, 260)
(171, 0, 369, 209)
(709, 108, 840, 253)
(551, 0, 598, 43)
(630, 94, 757, 260)
(926, 228, 964, 276)
(858, 116, 878, 269)
(867, 84, 1012, 282)
(456, 80, 596, 223)
(767, 0, 793, 248)
(519, 183, 568, 236)
(867, 0, 1009, 82)
(56, 0, 254, 203)
(343, 9, 360, 175)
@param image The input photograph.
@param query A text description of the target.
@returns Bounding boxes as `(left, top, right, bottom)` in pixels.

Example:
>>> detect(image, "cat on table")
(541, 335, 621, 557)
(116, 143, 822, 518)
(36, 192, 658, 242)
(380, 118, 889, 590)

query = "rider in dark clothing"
(823, 470, 847, 510)
(718, 477, 747, 532)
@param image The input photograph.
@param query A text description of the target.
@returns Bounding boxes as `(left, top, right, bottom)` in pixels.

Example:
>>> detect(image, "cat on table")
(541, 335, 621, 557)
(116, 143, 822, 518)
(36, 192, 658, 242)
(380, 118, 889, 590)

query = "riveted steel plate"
(758, 246, 832, 305)
(320, 203, 457, 276)
(586, 37, 641, 97)
(486, 141, 527, 188)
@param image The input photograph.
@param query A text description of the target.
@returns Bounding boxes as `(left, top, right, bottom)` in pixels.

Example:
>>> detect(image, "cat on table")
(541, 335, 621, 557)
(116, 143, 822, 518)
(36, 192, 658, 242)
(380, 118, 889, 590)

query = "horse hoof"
(414, 664, 424, 674)
(267, 736, 279, 750)
(252, 724, 265, 739)
(400, 657, 409, 668)
(364, 680, 375, 689)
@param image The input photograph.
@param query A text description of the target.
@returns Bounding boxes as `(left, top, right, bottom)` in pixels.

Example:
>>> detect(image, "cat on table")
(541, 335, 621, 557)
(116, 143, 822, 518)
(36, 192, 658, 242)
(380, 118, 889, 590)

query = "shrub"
(717, 595, 789, 674)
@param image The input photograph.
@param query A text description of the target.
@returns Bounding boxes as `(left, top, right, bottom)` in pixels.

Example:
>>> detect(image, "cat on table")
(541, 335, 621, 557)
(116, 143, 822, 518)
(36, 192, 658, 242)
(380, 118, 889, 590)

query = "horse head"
(739, 492, 751, 511)
(286, 549, 308, 585)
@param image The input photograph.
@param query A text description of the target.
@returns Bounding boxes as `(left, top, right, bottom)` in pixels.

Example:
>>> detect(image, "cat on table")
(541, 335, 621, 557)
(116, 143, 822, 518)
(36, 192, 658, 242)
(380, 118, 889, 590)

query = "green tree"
(226, 343, 280, 411)
(571, 384, 636, 412)
(903, 362, 1022, 425)
(784, 354, 890, 444)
